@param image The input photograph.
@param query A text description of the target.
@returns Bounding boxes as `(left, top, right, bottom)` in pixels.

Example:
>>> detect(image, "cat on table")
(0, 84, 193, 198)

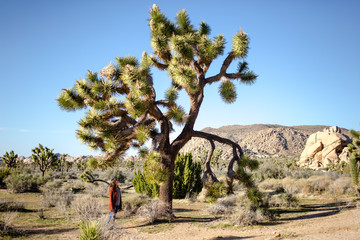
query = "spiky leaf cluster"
(143, 151, 169, 185)
(58, 54, 159, 161)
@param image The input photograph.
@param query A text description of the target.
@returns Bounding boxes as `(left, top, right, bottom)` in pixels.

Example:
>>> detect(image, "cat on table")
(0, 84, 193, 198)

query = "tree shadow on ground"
(262, 201, 357, 226)
(16, 226, 77, 237)
(208, 236, 255, 240)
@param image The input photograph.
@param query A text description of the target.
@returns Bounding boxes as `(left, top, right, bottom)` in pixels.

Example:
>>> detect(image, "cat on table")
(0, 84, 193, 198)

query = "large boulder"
(298, 126, 351, 169)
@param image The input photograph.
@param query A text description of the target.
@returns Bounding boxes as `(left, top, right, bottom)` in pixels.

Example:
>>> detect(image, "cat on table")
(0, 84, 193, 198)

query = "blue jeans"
(106, 205, 120, 224)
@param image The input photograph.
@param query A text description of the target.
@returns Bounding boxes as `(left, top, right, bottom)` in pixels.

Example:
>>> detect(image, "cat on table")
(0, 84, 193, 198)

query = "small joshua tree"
(1, 151, 18, 169)
(348, 129, 360, 194)
(31, 144, 58, 177)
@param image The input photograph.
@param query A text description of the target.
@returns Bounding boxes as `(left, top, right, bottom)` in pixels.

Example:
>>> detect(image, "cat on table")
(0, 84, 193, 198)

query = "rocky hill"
(181, 124, 350, 159)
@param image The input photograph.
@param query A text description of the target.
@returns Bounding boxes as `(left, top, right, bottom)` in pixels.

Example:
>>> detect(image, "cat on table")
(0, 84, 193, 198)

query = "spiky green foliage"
(348, 129, 360, 189)
(219, 80, 237, 103)
(133, 153, 202, 199)
(1, 151, 18, 169)
(31, 144, 58, 177)
(232, 30, 249, 58)
(79, 221, 102, 240)
(133, 170, 159, 197)
(173, 153, 203, 199)
(143, 151, 169, 185)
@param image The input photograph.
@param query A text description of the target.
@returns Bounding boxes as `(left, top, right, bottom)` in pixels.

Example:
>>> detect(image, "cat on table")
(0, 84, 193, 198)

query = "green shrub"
(0, 169, 11, 188)
(205, 181, 226, 203)
(133, 152, 203, 199)
(133, 170, 159, 197)
(5, 171, 43, 193)
(79, 221, 102, 240)
(173, 153, 203, 199)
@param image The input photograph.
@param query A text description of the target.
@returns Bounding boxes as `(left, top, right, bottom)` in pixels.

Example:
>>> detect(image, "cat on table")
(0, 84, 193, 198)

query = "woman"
(107, 178, 122, 224)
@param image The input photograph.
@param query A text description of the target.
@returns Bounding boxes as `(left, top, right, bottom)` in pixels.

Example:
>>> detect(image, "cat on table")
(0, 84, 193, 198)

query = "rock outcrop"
(182, 124, 350, 160)
(297, 126, 351, 169)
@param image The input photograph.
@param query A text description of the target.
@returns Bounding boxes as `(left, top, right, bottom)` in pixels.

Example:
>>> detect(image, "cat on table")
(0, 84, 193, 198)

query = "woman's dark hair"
(109, 178, 118, 188)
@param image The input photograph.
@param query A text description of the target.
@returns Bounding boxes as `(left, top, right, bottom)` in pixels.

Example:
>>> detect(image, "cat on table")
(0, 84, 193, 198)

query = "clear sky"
(1, 0, 359, 157)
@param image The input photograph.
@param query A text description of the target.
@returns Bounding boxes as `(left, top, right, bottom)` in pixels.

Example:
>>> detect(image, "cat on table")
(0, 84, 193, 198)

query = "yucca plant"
(79, 221, 102, 240)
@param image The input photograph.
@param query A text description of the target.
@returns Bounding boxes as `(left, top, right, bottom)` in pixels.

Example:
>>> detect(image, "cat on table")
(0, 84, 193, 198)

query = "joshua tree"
(31, 144, 58, 177)
(58, 5, 260, 217)
(1, 150, 18, 169)
(348, 129, 360, 194)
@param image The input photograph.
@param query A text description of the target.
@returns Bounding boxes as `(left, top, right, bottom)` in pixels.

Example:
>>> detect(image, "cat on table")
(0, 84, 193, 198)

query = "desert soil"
(116, 199, 360, 240)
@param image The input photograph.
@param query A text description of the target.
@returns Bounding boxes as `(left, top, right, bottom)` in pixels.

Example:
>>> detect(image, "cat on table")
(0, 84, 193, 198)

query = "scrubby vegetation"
(0, 138, 359, 239)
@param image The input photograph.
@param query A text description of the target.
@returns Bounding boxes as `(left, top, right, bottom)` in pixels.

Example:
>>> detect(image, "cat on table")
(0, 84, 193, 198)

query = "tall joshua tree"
(348, 129, 360, 194)
(58, 5, 259, 217)
(1, 150, 18, 169)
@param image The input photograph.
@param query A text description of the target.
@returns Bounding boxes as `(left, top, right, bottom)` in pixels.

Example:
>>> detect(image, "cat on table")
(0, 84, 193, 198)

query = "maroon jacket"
(108, 186, 121, 211)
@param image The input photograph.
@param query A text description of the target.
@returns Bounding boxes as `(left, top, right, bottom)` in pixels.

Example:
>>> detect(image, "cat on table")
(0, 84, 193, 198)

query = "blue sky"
(1, 0, 359, 157)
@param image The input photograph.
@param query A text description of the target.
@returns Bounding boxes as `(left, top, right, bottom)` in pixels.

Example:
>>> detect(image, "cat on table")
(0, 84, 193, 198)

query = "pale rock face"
(298, 126, 351, 169)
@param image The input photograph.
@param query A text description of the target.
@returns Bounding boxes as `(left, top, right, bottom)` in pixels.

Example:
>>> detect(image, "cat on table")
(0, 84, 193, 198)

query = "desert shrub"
(172, 153, 203, 199)
(0, 169, 11, 188)
(79, 220, 102, 240)
(205, 182, 227, 203)
(122, 194, 150, 216)
(227, 205, 266, 226)
(329, 177, 354, 195)
(86, 184, 108, 198)
(132, 170, 159, 197)
(206, 195, 237, 216)
(258, 178, 283, 192)
(267, 193, 299, 209)
(281, 177, 307, 194)
(41, 189, 73, 209)
(72, 195, 102, 221)
(302, 175, 332, 194)
(137, 200, 169, 223)
(5, 171, 43, 193)
(253, 160, 286, 182)
(0, 199, 25, 212)
(1, 212, 19, 235)
(133, 152, 202, 199)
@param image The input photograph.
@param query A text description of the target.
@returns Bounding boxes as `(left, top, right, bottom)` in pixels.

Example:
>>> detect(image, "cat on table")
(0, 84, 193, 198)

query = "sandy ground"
(117, 201, 360, 240)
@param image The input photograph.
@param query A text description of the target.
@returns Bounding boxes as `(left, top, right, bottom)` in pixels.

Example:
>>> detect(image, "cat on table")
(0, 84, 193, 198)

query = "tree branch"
(205, 52, 235, 84)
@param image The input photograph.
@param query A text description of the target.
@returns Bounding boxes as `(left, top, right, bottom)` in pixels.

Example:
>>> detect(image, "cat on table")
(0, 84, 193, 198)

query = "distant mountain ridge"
(182, 124, 350, 158)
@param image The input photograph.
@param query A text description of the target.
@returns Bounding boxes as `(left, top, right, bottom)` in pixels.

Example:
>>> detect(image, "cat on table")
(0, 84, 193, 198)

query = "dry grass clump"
(0, 199, 25, 212)
(328, 177, 354, 195)
(258, 178, 283, 192)
(122, 194, 150, 217)
(41, 189, 74, 208)
(267, 193, 299, 209)
(206, 195, 237, 216)
(227, 205, 267, 226)
(72, 195, 102, 221)
(281, 177, 307, 194)
(86, 184, 108, 198)
(137, 199, 170, 223)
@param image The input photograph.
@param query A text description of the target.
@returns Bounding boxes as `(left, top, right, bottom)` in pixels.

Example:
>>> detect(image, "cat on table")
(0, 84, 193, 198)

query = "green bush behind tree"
(133, 153, 202, 198)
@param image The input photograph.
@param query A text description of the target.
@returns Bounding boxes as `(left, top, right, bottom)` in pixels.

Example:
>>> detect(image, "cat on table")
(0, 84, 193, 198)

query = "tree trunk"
(158, 152, 176, 220)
